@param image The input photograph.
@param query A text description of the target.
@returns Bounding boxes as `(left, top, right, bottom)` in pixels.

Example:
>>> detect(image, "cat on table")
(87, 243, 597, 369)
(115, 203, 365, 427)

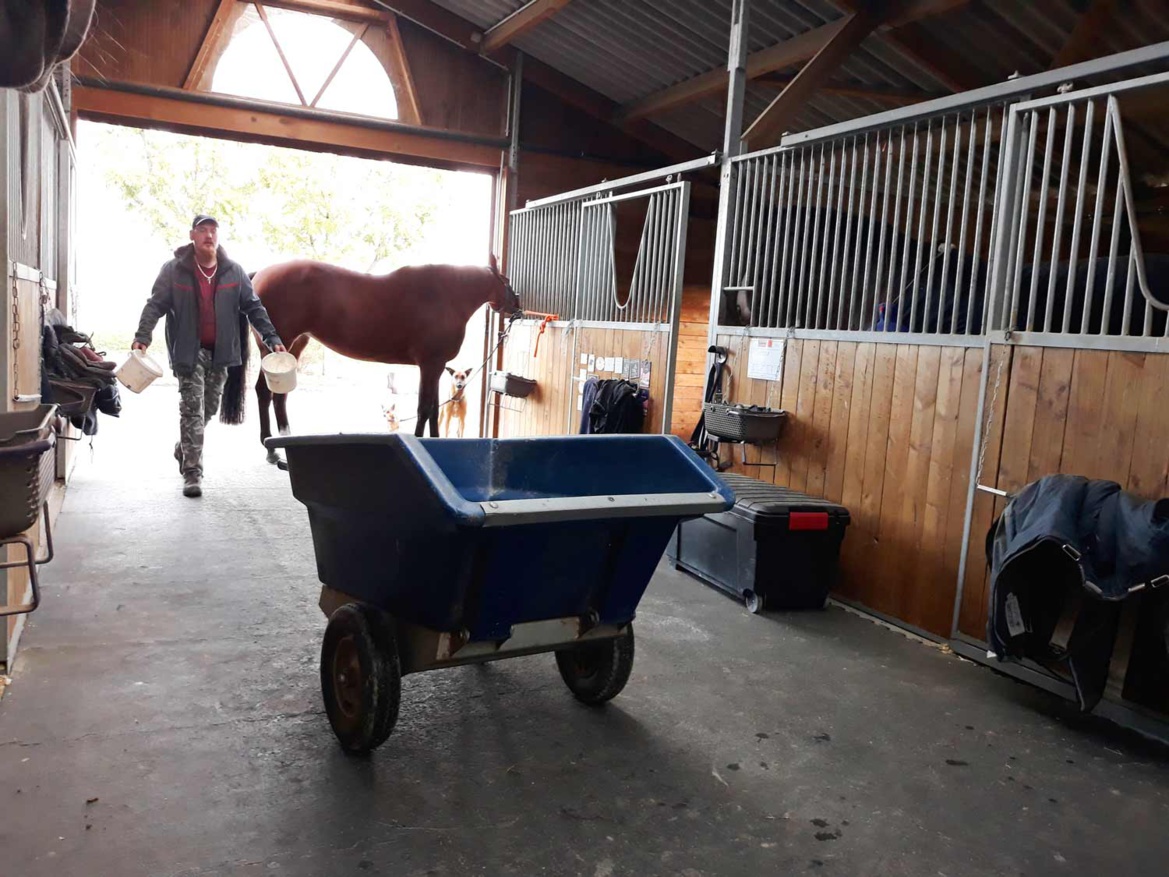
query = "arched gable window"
(205, 4, 404, 121)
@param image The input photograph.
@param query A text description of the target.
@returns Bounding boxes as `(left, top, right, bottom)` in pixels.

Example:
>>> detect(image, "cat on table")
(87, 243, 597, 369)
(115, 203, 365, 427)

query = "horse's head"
(487, 253, 521, 316)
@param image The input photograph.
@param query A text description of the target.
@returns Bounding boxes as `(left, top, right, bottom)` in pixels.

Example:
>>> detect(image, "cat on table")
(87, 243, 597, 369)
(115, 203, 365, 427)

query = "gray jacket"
(134, 244, 283, 374)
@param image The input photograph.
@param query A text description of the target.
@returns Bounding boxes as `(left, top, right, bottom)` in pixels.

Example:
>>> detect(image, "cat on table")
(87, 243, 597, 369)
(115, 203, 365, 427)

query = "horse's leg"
(256, 373, 280, 465)
(416, 361, 442, 438)
(273, 335, 310, 439)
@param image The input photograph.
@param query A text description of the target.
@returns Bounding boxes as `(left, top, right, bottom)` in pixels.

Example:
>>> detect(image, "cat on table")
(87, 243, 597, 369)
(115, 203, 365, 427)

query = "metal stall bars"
(573, 179, 691, 432)
(506, 155, 714, 437)
(713, 41, 1169, 350)
(505, 199, 582, 324)
(718, 103, 1006, 347)
(991, 71, 1169, 350)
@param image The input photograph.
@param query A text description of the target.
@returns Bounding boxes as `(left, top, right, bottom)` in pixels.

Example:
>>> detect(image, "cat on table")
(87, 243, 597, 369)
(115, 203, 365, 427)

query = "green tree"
(94, 126, 448, 272)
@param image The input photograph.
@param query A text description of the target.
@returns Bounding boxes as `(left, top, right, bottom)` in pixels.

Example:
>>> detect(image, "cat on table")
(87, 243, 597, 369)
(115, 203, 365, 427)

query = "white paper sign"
(613, 357, 624, 373)
(588, 355, 596, 371)
(580, 353, 589, 365)
(748, 338, 785, 382)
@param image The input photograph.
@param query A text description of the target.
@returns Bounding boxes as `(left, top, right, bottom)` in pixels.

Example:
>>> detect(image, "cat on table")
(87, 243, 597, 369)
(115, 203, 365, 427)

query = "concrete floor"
(2, 384, 1169, 877)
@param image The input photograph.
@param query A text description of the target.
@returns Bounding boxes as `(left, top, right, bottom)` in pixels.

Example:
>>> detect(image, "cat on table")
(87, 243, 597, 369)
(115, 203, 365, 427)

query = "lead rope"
(973, 342, 1010, 496)
(395, 312, 519, 428)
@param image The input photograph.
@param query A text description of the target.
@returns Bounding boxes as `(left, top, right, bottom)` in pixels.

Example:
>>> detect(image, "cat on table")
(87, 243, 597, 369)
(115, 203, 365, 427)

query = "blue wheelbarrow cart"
(266, 432, 733, 753)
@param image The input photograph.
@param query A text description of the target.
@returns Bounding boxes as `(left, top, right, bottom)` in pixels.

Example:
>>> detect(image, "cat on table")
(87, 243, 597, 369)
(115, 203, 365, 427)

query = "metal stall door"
(952, 71, 1169, 644)
(573, 181, 691, 434)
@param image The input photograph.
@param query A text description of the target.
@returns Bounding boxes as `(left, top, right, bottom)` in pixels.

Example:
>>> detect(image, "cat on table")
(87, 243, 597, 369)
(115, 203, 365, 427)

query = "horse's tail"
(219, 314, 251, 425)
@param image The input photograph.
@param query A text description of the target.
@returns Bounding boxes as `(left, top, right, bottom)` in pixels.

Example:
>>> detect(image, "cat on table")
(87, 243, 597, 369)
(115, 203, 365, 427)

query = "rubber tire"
(556, 626, 635, 705)
(320, 603, 401, 754)
(744, 590, 765, 615)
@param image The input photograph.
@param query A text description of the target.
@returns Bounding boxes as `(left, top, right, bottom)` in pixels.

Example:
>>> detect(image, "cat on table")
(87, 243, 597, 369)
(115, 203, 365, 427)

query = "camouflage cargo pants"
(177, 348, 228, 478)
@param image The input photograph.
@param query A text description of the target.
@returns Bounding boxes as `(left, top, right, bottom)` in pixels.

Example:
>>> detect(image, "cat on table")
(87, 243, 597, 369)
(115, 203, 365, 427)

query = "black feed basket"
(702, 402, 786, 443)
(0, 405, 57, 540)
(490, 372, 537, 398)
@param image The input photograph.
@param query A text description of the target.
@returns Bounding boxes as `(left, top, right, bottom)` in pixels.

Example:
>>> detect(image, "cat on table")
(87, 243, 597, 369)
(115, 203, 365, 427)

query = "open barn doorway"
(75, 120, 493, 453)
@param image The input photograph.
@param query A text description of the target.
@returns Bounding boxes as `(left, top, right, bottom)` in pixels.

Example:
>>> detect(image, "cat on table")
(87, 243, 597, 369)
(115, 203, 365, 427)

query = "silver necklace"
(197, 262, 216, 281)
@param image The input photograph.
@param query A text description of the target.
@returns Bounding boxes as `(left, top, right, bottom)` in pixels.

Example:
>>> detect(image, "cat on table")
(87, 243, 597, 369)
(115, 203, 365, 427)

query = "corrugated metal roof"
(427, 0, 1169, 154)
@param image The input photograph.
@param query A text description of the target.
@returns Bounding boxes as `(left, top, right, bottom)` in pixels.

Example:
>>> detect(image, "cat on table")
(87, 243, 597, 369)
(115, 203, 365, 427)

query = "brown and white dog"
(382, 402, 400, 433)
(438, 367, 469, 438)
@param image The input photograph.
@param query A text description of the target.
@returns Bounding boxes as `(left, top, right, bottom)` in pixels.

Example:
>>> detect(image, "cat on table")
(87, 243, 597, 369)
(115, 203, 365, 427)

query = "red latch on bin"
(788, 512, 829, 531)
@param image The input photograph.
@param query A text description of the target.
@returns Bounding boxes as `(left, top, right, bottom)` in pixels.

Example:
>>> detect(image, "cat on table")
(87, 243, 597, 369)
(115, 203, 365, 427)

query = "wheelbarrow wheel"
(555, 626, 635, 705)
(320, 603, 400, 754)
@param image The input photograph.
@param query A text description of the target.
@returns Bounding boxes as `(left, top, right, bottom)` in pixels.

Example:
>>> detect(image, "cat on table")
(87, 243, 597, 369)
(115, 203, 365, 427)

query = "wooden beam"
(263, 0, 391, 23)
(1050, 0, 1120, 70)
(744, 9, 881, 148)
(621, 0, 969, 121)
(482, 0, 572, 54)
(183, 0, 238, 90)
(73, 83, 504, 168)
(384, 14, 423, 125)
(374, 0, 704, 161)
(256, 3, 309, 105)
(880, 21, 982, 93)
(369, 0, 484, 52)
(622, 21, 847, 122)
(755, 73, 943, 105)
(311, 23, 367, 106)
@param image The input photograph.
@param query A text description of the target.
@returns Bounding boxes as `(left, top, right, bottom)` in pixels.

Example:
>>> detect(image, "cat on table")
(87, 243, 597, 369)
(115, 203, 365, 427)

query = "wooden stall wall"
(713, 335, 985, 637)
(493, 322, 569, 440)
(493, 323, 675, 439)
(2, 85, 69, 665)
(958, 346, 1169, 640)
(672, 286, 712, 440)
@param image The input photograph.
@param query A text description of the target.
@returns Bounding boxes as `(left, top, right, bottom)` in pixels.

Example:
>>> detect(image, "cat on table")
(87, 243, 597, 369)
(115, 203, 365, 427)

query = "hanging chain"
(10, 271, 20, 354)
(973, 343, 1009, 491)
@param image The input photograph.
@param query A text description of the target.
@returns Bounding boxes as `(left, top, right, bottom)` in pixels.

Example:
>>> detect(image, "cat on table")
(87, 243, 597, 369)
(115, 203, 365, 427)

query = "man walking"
(133, 215, 285, 498)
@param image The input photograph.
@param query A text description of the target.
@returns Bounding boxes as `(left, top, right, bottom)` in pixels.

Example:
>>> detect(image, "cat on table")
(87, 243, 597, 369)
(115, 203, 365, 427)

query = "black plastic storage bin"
(666, 473, 849, 614)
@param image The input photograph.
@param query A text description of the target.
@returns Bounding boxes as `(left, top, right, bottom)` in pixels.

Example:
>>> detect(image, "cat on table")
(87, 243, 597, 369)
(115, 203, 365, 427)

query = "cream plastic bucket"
(115, 349, 164, 393)
(261, 351, 298, 394)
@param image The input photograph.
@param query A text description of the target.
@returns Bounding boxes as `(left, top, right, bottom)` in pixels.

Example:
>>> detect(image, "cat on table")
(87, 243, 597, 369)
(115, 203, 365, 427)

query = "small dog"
(382, 402, 400, 433)
(438, 367, 469, 438)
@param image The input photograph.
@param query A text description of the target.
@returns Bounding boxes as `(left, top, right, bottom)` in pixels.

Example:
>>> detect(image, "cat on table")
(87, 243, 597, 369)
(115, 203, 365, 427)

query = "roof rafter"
(621, 0, 970, 122)
(755, 73, 944, 105)
(370, 0, 703, 161)
(482, 0, 573, 54)
(1050, 0, 1120, 70)
(744, 8, 881, 148)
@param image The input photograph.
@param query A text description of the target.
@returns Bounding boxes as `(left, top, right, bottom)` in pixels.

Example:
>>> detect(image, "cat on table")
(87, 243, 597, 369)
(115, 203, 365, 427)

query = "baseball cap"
(191, 214, 219, 229)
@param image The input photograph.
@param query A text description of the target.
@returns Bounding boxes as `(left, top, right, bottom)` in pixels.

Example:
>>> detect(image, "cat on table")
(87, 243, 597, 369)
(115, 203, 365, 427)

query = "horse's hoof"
(266, 450, 281, 465)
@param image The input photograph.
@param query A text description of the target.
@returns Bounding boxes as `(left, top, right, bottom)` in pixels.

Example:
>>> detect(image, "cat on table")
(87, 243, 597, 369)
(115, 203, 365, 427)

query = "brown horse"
(220, 256, 519, 463)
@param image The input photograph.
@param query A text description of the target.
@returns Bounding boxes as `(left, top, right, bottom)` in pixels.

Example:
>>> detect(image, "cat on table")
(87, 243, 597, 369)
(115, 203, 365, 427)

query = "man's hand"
(132, 341, 148, 352)
(273, 344, 287, 353)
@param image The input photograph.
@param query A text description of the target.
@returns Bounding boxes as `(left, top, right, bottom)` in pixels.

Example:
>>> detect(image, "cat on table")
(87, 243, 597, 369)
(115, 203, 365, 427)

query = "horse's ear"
(489, 253, 500, 275)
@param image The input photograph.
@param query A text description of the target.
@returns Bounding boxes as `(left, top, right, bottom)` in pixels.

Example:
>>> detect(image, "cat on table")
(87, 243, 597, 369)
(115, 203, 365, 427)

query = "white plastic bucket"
(115, 349, 164, 394)
(261, 351, 298, 394)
